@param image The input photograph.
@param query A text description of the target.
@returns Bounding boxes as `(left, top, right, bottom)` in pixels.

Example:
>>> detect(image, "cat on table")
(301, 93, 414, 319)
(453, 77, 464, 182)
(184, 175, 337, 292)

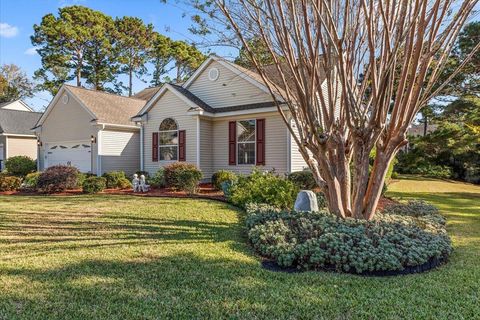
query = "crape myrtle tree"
(169, 0, 479, 219)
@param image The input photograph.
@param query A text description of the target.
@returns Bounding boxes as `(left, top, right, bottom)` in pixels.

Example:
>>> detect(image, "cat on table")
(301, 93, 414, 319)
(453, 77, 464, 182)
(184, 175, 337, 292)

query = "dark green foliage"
(315, 192, 327, 209)
(245, 204, 451, 273)
(82, 176, 107, 194)
(227, 169, 299, 209)
(288, 170, 317, 190)
(148, 168, 165, 188)
(23, 172, 41, 189)
(164, 162, 202, 193)
(212, 170, 238, 190)
(0, 174, 22, 191)
(102, 171, 127, 189)
(4, 156, 36, 177)
(382, 200, 440, 217)
(37, 165, 79, 193)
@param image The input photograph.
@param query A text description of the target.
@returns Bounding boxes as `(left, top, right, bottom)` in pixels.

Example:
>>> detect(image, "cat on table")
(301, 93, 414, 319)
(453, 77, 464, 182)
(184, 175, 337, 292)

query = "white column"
(140, 124, 144, 171)
(96, 129, 103, 176)
(196, 116, 201, 168)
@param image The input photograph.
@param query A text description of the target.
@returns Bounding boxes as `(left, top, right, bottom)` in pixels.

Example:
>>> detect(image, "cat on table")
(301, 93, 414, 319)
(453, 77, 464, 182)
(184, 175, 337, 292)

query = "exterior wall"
(0, 136, 5, 171)
(38, 90, 98, 173)
(6, 136, 37, 160)
(143, 90, 198, 176)
(289, 120, 308, 172)
(0, 100, 31, 112)
(187, 60, 273, 109)
(212, 112, 288, 175)
(199, 118, 213, 179)
(101, 129, 140, 176)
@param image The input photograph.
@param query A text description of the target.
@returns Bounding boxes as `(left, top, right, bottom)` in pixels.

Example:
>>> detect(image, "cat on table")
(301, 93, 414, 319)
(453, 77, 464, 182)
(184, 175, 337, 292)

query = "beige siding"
(38, 90, 99, 172)
(187, 60, 272, 109)
(212, 112, 288, 175)
(6, 136, 37, 160)
(144, 90, 198, 176)
(101, 130, 140, 176)
(199, 118, 213, 179)
(289, 120, 308, 172)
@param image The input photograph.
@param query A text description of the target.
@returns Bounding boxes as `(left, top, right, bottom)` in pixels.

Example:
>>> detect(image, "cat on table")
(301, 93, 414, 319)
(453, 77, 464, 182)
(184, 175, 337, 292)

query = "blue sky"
(0, 0, 236, 111)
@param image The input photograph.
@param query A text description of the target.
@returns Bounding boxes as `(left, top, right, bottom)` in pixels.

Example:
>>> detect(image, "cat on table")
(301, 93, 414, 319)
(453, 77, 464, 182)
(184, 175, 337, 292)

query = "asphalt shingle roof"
(133, 86, 162, 101)
(0, 109, 42, 135)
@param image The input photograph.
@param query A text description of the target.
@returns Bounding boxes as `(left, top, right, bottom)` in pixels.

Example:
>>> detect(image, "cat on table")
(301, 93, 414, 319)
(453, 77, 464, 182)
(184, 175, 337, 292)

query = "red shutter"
(152, 132, 159, 162)
(228, 121, 236, 165)
(178, 130, 186, 161)
(256, 119, 265, 166)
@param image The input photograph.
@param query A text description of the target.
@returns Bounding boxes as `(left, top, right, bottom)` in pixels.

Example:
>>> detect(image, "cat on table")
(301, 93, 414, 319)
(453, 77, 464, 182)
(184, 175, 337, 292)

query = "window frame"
(159, 118, 179, 162)
(236, 119, 256, 165)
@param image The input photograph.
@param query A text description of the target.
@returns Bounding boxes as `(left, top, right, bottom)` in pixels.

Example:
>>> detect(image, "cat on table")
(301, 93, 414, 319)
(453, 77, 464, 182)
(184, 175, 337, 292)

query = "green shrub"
(82, 176, 107, 194)
(0, 174, 22, 191)
(4, 156, 36, 177)
(288, 170, 317, 190)
(23, 172, 41, 189)
(149, 168, 165, 188)
(118, 177, 132, 189)
(315, 192, 327, 209)
(228, 169, 299, 209)
(245, 205, 451, 273)
(76, 173, 96, 188)
(164, 162, 202, 193)
(382, 200, 439, 217)
(212, 170, 238, 190)
(37, 165, 79, 194)
(102, 171, 127, 189)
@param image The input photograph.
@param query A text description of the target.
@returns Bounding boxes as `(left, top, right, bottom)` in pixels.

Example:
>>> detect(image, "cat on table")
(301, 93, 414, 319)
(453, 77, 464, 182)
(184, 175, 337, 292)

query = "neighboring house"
(34, 85, 145, 175)
(35, 55, 311, 179)
(0, 104, 42, 171)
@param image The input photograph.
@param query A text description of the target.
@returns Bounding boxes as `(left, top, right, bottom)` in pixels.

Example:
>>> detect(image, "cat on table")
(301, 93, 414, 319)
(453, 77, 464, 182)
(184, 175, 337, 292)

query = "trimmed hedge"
(212, 170, 237, 190)
(245, 202, 451, 273)
(37, 165, 79, 194)
(4, 156, 36, 177)
(0, 174, 22, 191)
(164, 162, 202, 193)
(82, 176, 107, 194)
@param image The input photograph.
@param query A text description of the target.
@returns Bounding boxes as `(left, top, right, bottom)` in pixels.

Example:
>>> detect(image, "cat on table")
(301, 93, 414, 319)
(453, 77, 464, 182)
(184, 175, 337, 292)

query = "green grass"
(0, 178, 479, 319)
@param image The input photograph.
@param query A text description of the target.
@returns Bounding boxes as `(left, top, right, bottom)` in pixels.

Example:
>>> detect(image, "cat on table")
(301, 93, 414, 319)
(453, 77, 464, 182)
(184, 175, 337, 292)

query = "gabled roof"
(0, 100, 34, 112)
(133, 86, 162, 101)
(0, 108, 42, 135)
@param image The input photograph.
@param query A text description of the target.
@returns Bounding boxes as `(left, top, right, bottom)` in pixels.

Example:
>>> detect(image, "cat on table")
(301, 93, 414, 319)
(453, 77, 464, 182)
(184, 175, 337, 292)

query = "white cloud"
(0, 23, 19, 38)
(24, 47, 38, 56)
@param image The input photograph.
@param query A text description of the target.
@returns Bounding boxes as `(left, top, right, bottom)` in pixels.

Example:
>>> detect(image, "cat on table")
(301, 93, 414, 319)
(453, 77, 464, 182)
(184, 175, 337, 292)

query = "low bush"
(288, 170, 317, 190)
(212, 170, 238, 190)
(76, 173, 96, 188)
(227, 169, 299, 209)
(0, 174, 22, 191)
(103, 171, 127, 189)
(82, 176, 107, 194)
(245, 204, 451, 273)
(164, 162, 202, 193)
(37, 165, 79, 194)
(117, 178, 132, 189)
(4, 156, 36, 177)
(149, 168, 165, 188)
(382, 200, 439, 217)
(23, 172, 41, 189)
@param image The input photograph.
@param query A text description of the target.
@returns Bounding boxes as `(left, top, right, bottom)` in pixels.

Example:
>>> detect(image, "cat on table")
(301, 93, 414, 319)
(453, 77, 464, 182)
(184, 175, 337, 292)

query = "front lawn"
(0, 178, 479, 319)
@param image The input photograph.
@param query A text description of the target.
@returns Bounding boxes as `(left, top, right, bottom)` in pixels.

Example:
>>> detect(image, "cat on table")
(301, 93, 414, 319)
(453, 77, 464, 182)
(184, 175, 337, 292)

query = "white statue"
(139, 174, 150, 192)
(132, 174, 140, 192)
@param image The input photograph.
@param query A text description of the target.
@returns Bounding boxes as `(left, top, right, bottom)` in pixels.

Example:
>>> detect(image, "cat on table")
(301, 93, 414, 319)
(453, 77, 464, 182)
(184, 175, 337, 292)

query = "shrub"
(82, 176, 106, 194)
(4, 156, 36, 177)
(37, 165, 79, 193)
(76, 173, 96, 188)
(149, 168, 165, 188)
(246, 205, 451, 273)
(228, 169, 299, 209)
(23, 172, 41, 189)
(0, 174, 22, 191)
(382, 200, 439, 217)
(164, 162, 202, 193)
(288, 170, 317, 190)
(315, 192, 327, 209)
(212, 170, 238, 190)
(102, 171, 127, 189)
(118, 178, 132, 189)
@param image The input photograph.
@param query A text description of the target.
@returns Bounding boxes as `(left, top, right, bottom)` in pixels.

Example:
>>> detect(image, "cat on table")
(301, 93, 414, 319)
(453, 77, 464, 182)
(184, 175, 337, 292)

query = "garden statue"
(139, 175, 150, 192)
(294, 190, 319, 212)
(132, 174, 140, 192)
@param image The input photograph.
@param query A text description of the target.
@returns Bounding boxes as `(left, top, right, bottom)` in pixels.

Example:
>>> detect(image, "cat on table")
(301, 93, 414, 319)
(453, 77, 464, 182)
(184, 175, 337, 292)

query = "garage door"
(46, 141, 92, 173)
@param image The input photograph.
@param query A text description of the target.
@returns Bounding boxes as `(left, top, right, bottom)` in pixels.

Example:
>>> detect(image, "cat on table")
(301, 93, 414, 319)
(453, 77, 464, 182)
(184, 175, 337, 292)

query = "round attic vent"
(62, 94, 69, 104)
(208, 68, 219, 81)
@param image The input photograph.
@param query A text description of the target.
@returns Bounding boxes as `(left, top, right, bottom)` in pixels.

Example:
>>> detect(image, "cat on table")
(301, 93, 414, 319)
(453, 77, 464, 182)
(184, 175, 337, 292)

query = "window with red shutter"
(228, 121, 236, 165)
(256, 118, 265, 166)
(152, 132, 159, 162)
(178, 130, 186, 161)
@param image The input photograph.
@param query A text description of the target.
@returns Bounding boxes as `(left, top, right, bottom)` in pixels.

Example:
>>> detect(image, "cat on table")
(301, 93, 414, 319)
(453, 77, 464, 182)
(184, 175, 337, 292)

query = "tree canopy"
(0, 64, 36, 103)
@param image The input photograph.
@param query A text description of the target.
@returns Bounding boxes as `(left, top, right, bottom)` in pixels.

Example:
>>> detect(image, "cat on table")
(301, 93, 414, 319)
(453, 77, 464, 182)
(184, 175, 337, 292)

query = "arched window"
(159, 118, 178, 161)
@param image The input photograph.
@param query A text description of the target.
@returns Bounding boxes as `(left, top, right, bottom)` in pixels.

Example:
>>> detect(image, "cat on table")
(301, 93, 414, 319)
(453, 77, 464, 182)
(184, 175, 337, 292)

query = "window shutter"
(228, 121, 236, 165)
(256, 119, 265, 166)
(152, 132, 159, 162)
(179, 130, 186, 161)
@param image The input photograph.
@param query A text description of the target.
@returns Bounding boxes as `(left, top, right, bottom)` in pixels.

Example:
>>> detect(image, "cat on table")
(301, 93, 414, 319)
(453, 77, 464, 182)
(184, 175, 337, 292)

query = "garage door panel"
(46, 141, 92, 173)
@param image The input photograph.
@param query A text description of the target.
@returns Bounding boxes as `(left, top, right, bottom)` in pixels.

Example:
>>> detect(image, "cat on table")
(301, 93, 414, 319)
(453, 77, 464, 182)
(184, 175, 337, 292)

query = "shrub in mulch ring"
(246, 202, 452, 276)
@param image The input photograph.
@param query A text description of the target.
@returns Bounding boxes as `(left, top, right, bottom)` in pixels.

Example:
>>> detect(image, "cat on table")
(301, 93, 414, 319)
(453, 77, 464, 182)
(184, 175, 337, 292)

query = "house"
(0, 101, 42, 171)
(34, 85, 146, 175)
(35, 55, 310, 178)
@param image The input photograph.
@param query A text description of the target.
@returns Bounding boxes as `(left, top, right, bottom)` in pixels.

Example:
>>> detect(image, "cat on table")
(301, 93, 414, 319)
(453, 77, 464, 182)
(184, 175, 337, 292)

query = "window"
(237, 120, 256, 164)
(159, 118, 178, 161)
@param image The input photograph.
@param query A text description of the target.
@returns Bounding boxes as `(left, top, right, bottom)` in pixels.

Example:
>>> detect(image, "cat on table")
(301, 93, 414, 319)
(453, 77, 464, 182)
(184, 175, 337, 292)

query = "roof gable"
(0, 109, 42, 135)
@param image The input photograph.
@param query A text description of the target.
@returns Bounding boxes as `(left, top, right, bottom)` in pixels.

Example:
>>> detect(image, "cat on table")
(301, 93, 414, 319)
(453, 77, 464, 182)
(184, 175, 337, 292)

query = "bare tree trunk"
(128, 68, 133, 97)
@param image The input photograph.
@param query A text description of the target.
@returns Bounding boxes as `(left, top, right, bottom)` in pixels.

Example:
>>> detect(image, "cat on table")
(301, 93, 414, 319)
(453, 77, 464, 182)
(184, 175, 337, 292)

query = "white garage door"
(46, 141, 92, 173)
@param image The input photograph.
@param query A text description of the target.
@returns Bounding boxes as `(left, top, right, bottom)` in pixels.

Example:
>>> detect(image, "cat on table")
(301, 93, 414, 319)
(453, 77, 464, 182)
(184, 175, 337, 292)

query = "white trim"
(196, 116, 200, 168)
(187, 106, 288, 119)
(140, 124, 144, 171)
(4, 137, 8, 159)
(92, 122, 140, 130)
(287, 120, 292, 173)
(0, 100, 34, 112)
(96, 128, 103, 176)
(0, 133, 36, 138)
(236, 119, 257, 165)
